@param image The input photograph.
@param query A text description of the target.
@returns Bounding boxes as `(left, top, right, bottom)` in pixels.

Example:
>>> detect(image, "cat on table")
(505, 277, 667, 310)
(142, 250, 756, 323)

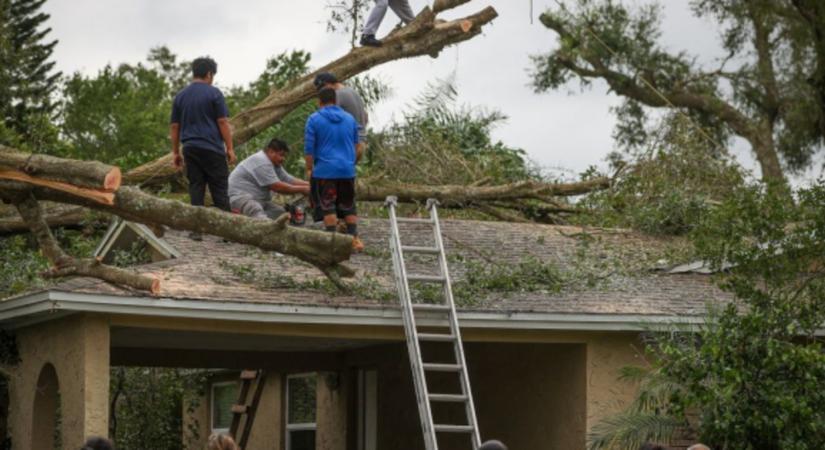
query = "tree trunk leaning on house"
(124, 1, 499, 186)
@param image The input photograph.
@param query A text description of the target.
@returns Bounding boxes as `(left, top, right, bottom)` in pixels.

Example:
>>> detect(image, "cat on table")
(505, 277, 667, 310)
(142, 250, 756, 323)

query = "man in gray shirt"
(314, 72, 368, 162)
(228, 138, 310, 220)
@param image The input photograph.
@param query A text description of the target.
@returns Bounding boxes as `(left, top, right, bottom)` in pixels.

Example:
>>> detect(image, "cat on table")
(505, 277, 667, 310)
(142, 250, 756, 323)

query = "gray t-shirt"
(336, 86, 368, 139)
(228, 150, 296, 203)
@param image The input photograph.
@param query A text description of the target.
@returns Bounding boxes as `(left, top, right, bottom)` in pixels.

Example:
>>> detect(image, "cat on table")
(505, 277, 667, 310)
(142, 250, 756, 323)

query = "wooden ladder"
(229, 369, 266, 449)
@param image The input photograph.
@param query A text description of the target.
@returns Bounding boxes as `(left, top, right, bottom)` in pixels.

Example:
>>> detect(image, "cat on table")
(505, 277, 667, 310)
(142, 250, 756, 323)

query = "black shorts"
(310, 178, 357, 219)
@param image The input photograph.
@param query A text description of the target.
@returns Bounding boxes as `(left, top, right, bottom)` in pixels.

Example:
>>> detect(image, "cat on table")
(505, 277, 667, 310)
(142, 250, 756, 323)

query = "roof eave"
(0, 290, 711, 332)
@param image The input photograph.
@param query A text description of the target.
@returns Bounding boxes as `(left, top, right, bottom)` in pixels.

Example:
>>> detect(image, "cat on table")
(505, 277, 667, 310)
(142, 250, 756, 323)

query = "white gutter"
(0, 290, 707, 332)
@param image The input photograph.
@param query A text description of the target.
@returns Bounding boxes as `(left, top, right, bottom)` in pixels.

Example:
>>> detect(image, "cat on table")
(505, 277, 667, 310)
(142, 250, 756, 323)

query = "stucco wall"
(182, 331, 643, 450)
(585, 333, 644, 431)
(188, 371, 350, 450)
(6, 314, 110, 450)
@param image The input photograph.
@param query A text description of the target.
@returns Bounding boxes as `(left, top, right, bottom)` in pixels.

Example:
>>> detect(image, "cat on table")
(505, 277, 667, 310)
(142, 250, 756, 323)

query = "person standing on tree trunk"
(304, 88, 364, 252)
(170, 56, 236, 241)
(360, 0, 416, 47)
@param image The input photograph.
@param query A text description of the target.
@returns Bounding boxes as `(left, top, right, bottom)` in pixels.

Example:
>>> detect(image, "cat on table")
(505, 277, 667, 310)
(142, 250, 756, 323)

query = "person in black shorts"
(170, 56, 235, 241)
(304, 88, 364, 252)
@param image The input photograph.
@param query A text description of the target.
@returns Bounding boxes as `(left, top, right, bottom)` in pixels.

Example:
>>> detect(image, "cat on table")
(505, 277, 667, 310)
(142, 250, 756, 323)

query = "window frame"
(210, 380, 239, 434)
(285, 373, 318, 450)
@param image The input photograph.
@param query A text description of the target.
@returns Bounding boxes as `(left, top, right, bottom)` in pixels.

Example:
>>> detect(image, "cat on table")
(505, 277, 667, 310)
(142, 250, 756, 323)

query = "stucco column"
(316, 371, 348, 450)
(585, 333, 643, 432)
(7, 314, 110, 450)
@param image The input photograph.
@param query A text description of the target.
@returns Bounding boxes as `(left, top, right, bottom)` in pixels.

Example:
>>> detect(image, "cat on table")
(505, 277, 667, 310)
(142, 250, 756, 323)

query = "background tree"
(326, 0, 372, 48)
(0, 0, 60, 148)
(588, 181, 825, 449)
(531, 0, 825, 185)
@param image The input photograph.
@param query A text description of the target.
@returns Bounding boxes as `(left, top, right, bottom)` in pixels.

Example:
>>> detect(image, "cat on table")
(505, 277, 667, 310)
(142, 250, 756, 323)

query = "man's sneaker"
(351, 236, 365, 253)
(188, 231, 203, 242)
(360, 34, 382, 47)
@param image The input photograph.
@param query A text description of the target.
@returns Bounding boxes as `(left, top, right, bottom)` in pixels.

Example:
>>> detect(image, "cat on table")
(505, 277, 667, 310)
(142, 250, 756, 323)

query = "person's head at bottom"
(640, 443, 666, 450)
(80, 436, 114, 450)
(479, 440, 508, 450)
(207, 433, 239, 450)
(687, 445, 711, 450)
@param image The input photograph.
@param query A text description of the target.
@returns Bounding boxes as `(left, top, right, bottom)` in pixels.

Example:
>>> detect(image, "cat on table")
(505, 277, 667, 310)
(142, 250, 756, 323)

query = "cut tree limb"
(0, 169, 115, 205)
(0, 154, 354, 271)
(13, 194, 160, 295)
(124, 2, 498, 186)
(0, 146, 121, 191)
(0, 203, 95, 234)
(355, 177, 610, 204)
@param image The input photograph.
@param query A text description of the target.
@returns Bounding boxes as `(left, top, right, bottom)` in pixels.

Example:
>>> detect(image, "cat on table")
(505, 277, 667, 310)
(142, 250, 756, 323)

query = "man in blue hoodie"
(305, 88, 364, 252)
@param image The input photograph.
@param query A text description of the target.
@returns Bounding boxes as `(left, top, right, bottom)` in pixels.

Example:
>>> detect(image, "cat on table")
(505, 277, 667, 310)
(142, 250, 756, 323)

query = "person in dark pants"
(170, 56, 236, 241)
(304, 88, 364, 252)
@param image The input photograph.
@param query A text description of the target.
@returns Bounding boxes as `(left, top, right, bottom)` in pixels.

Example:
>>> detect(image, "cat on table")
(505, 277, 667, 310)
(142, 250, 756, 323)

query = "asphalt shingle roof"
(32, 218, 731, 317)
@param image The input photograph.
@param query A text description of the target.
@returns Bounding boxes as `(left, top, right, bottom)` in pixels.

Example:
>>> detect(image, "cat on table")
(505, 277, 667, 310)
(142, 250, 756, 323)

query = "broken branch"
(13, 194, 160, 294)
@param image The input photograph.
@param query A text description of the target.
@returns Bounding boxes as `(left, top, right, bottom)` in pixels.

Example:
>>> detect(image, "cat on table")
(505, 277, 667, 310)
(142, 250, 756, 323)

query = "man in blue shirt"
(304, 88, 363, 252)
(170, 57, 235, 240)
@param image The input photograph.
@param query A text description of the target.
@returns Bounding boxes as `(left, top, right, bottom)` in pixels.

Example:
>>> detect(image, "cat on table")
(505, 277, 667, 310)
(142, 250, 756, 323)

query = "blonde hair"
(207, 433, 239, 450)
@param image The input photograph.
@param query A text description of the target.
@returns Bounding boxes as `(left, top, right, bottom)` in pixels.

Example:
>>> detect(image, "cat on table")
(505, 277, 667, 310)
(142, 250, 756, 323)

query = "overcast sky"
(42, 0, 823, 183)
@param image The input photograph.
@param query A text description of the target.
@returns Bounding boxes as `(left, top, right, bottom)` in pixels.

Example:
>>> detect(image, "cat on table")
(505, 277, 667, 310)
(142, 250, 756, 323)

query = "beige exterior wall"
(181, 333, 642, 450)
(185, 373, 283, 450)
(6, 314, 110, 450)
(584, 333, 645, 431)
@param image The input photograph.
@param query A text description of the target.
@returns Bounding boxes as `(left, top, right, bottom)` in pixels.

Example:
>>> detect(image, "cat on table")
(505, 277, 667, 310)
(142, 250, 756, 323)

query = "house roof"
(0, 218, 731, 330)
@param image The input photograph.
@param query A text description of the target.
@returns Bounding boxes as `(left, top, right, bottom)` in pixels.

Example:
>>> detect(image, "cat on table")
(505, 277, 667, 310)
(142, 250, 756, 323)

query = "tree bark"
(123, 2, 498, 187)
(355, 177, 610, 204)
(0, 168, 354, 271)
(0, 146, 121, 191)
(13, 194, 160, 294)
(0, 203, 94, 234)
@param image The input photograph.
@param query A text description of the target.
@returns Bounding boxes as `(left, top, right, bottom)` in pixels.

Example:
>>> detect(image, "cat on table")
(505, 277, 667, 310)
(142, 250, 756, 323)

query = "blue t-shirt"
(304, 105, 360, 179)
(171, 82, 230, 155)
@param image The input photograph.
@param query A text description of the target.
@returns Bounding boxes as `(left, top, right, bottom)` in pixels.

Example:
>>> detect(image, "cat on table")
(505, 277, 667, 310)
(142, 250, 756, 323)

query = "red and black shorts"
(310, 178, 357, 220)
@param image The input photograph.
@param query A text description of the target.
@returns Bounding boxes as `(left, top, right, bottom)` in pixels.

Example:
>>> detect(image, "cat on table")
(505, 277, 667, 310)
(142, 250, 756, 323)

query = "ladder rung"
(429, 393, 467, 402)
(240, 370, 258, 380)
(418, 333, 455, 342)
(408, 274, 446, 283)
(434, 424, 474, 433)
(401, 245, 440, 254)
(412, 303, 450, 312)
(397, 217, 433, 224)
(231, 404, 249, 414)
(423, 363, 462, 372)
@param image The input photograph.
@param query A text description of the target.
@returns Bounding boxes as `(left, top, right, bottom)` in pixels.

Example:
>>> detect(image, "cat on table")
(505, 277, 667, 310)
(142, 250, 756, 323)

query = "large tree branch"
(124, 3, 498, 186)
(12, 193, 160, 294)
(0, 149, 355, 271)
(355, 177, 610, 205)
(541, 12, 787, 182)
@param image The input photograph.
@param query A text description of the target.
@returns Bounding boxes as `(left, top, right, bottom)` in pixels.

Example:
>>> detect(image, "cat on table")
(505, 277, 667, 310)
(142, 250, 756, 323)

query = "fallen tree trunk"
(0, 203, 95, 234)
(13, 194, 160, 294)
(355, 177, 611, 204)
(0, 179, 354, 271)
(0, 146, 121, 191)
(124, 2, 498, 186)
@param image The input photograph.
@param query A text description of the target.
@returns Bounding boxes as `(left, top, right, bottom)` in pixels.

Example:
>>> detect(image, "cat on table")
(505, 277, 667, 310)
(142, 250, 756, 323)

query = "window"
(211, 381, 239, 433)
(286, 374, 317, 450)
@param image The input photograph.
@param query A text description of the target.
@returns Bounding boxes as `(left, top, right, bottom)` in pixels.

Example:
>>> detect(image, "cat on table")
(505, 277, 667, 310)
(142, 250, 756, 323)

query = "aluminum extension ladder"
(386, 196, 482, 450)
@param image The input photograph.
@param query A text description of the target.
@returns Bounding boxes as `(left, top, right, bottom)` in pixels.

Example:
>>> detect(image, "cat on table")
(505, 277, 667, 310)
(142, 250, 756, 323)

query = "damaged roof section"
(17, 218, 731, 318)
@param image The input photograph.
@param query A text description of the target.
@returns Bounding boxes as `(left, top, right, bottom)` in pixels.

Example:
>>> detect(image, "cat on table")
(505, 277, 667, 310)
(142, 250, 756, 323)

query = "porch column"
(8, 314, 110, 450)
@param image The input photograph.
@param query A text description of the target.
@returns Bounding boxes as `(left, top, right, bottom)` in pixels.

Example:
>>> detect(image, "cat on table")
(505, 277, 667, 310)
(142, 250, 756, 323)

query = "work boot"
(188, 231, 203, 242)
(351, 236, 365, 253)
(360, 34, 383, 47)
